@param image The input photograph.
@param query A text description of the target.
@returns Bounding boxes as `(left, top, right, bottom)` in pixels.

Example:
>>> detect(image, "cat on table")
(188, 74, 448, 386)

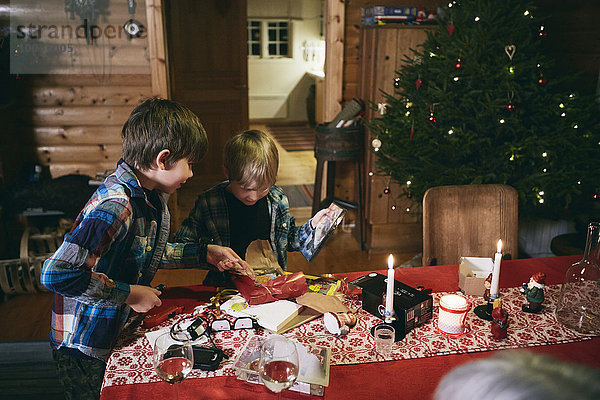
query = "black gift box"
(350, 273, 433, 341)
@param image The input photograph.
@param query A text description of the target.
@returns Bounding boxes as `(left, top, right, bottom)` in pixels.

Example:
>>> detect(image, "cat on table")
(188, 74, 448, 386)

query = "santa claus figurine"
(520, 271, 546, 313)
(491, 298, 509, 340)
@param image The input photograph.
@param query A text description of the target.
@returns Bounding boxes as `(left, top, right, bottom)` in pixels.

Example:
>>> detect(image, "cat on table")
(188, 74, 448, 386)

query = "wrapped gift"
(234, 272, 308, 305)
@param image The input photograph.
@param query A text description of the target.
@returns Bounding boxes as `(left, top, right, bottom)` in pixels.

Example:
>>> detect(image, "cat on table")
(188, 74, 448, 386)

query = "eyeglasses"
(170, 314, 256, 342)
(211, 316, 255, 332)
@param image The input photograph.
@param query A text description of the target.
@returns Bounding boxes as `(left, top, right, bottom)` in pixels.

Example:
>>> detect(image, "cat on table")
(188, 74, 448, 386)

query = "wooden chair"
(422, 184, 518, 266)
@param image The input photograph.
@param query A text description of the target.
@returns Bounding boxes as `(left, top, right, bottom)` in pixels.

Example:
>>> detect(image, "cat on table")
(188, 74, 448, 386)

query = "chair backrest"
(422, 184, 518, 266)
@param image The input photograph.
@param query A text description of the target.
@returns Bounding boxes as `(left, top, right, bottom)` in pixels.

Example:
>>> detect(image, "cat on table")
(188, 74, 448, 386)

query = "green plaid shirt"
(173, 181, 313, 272)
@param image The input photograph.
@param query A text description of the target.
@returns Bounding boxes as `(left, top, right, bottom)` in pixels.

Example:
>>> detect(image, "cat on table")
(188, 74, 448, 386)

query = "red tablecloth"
(100, 255, 600, 400)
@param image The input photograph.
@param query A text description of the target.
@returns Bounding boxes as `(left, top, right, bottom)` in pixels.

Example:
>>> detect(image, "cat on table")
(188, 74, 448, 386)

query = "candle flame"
(497, 239, 503, 253)
(388, 254, 394, 269)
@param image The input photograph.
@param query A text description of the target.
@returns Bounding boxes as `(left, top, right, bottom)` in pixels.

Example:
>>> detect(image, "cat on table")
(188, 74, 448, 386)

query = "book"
(245, 300, 303, 333)
(300, 202, 346, 262)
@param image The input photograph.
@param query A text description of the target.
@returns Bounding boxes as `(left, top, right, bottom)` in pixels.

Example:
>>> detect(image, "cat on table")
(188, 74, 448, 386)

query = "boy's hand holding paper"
(233, 240, 307, 305)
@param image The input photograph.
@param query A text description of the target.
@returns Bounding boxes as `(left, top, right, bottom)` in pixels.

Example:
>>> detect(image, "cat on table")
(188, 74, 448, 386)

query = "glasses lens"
(211, 319, 233, 332)
(233, 317, 254, 330)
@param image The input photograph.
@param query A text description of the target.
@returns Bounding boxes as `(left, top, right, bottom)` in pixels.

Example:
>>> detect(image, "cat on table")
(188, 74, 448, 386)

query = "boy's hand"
(207, 244, 256, 280)
(310, 208, 330, 229)
(126, 285, 162, 313)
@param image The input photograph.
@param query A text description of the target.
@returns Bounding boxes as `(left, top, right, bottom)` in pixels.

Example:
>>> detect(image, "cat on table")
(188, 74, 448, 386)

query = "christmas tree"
(368, 0, 599, 218)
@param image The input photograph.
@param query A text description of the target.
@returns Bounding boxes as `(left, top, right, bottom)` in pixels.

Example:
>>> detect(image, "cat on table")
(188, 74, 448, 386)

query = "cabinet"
(358, 25, 430, 251)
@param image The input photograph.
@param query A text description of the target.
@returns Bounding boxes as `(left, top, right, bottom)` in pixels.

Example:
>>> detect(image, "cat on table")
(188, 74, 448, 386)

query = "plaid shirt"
(173, 181, 312, 271)
(41, 159, 207, 360)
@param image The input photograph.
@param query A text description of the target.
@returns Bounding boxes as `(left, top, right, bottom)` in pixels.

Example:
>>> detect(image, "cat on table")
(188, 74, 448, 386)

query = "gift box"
(458, 257, 493, 296)
(349, 273, 432, 341)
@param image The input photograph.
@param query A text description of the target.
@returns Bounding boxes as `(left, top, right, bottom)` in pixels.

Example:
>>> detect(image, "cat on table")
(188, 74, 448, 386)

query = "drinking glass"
(152, 332, 194, 399)
(373, 324, 394, 356)
(259, 334, 299, 395)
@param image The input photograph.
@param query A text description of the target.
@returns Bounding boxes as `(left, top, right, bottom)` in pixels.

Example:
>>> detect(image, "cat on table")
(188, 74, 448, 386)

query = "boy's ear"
(222, 166, 229, 179)
(155, 149, 171, 170)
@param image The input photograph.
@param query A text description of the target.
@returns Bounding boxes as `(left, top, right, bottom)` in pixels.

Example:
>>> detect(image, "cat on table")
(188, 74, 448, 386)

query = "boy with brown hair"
(41, 98, 251, 399)
(174, 129, 327, 285)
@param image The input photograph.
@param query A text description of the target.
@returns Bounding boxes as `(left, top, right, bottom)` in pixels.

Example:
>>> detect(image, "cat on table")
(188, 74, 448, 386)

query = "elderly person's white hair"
(434, 351, 600, 400)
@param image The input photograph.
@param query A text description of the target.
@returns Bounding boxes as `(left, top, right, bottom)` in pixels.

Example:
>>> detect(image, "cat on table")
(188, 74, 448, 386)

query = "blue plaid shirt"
(41, 159, 208, 360)
(173, 181, 313, 273)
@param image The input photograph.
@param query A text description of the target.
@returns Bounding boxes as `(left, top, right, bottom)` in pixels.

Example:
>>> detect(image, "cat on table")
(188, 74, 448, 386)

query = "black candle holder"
(474, 298, 494, 321)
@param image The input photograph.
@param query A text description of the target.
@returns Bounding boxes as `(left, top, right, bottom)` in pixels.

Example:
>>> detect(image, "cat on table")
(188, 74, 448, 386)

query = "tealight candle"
(490, 240, 503, 298)
(385, 254, 395, 322)
(438, 293, 471, 336)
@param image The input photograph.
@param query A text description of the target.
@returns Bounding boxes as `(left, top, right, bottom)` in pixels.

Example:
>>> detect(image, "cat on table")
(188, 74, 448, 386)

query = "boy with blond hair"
(41, 98, 251, 399)
(174, 129, 325, 285)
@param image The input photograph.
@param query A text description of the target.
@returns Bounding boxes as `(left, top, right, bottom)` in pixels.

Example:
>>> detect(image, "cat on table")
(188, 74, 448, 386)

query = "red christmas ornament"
(538, 75, 546, 84)
(383, 187, 390, 195)
(407, 193, 412, 199)
(416, 78, 422, 90)
(410, 127, 415, 140)
(455, 59, 462, 69)
(507, 103, 516, 112)
(448, 25, 455, 36)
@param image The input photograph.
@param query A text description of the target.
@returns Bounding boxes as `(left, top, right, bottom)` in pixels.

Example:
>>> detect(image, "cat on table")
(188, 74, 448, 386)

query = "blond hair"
(223, 130, 279, 189)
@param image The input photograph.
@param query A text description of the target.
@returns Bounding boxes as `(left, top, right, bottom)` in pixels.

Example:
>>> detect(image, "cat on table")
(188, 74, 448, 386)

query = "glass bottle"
(555, 222, 600, 333)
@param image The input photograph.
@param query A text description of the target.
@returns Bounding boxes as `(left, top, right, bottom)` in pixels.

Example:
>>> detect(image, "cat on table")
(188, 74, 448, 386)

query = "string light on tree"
(507, 91, 516, 112)
(372, 138, 382, 152)
(367, 0, 600, 219)
(538, 25, 546, 37)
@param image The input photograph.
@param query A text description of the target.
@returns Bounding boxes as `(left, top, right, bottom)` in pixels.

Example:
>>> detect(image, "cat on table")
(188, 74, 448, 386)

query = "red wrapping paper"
(233, 272, 308, 305)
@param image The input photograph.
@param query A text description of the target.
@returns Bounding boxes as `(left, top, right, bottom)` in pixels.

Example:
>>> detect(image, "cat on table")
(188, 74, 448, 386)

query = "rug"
(267, 124, 315, 151)
(280, 184, 314, 207)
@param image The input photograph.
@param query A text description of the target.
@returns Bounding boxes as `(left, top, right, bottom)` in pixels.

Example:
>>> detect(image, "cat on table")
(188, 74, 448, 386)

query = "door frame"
(144, 0, 344, 118)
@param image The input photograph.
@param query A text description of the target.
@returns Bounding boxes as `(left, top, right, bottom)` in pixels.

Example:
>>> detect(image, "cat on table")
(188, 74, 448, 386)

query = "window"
(247, 19, 291, 58)
(248, 20, 261, 56)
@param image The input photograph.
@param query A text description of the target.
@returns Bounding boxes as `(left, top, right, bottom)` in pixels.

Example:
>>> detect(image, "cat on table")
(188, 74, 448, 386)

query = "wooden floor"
(0, 123, 418, 342)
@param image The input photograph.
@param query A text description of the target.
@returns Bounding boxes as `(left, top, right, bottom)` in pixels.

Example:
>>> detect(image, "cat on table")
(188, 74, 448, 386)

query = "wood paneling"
(6, 1, 153, 181)
(27, 86, 152, 107)
(358, 25, 430, 250)
(31, 126, 121, 146)
(324, 0, 345, 122)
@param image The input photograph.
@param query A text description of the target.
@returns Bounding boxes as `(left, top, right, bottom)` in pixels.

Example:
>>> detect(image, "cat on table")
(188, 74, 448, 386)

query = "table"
(100, 255, 600, 399)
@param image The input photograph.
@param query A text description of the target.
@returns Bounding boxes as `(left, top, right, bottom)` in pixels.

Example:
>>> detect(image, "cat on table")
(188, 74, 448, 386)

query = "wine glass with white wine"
(259, 334, 299, 396)
(152, 331, 193, 399)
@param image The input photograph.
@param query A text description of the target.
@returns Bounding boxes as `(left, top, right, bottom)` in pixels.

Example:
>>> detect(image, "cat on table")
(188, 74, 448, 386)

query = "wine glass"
(259, 334, 299, 396)
(152, 332, 193, 399)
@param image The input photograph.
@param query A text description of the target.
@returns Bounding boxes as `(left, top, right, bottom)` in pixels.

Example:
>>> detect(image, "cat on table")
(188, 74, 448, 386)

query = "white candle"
(490, 240, 502, 298)
(385, 254, 395, 322)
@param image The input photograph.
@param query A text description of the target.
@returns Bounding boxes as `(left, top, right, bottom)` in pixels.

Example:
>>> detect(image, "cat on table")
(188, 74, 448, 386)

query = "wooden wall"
(342, 0, 444, 104)
(4, 0, 153, 181)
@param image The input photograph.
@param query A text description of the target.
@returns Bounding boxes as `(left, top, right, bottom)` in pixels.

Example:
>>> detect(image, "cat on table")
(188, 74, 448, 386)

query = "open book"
(221, 297, 303, 334)
(300, 202, 346, 261)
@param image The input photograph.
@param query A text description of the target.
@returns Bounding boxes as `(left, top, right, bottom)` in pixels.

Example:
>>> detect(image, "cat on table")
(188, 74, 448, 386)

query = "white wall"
(248, 0, 324, 121)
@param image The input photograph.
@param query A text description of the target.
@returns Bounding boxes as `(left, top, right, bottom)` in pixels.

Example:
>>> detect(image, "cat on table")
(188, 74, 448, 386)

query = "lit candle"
(385, 254, 395, 322)
(490, 240, 502, 298)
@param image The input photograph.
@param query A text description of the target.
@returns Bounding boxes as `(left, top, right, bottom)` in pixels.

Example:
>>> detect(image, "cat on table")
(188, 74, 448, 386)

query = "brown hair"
(121, 98, 208, 169)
